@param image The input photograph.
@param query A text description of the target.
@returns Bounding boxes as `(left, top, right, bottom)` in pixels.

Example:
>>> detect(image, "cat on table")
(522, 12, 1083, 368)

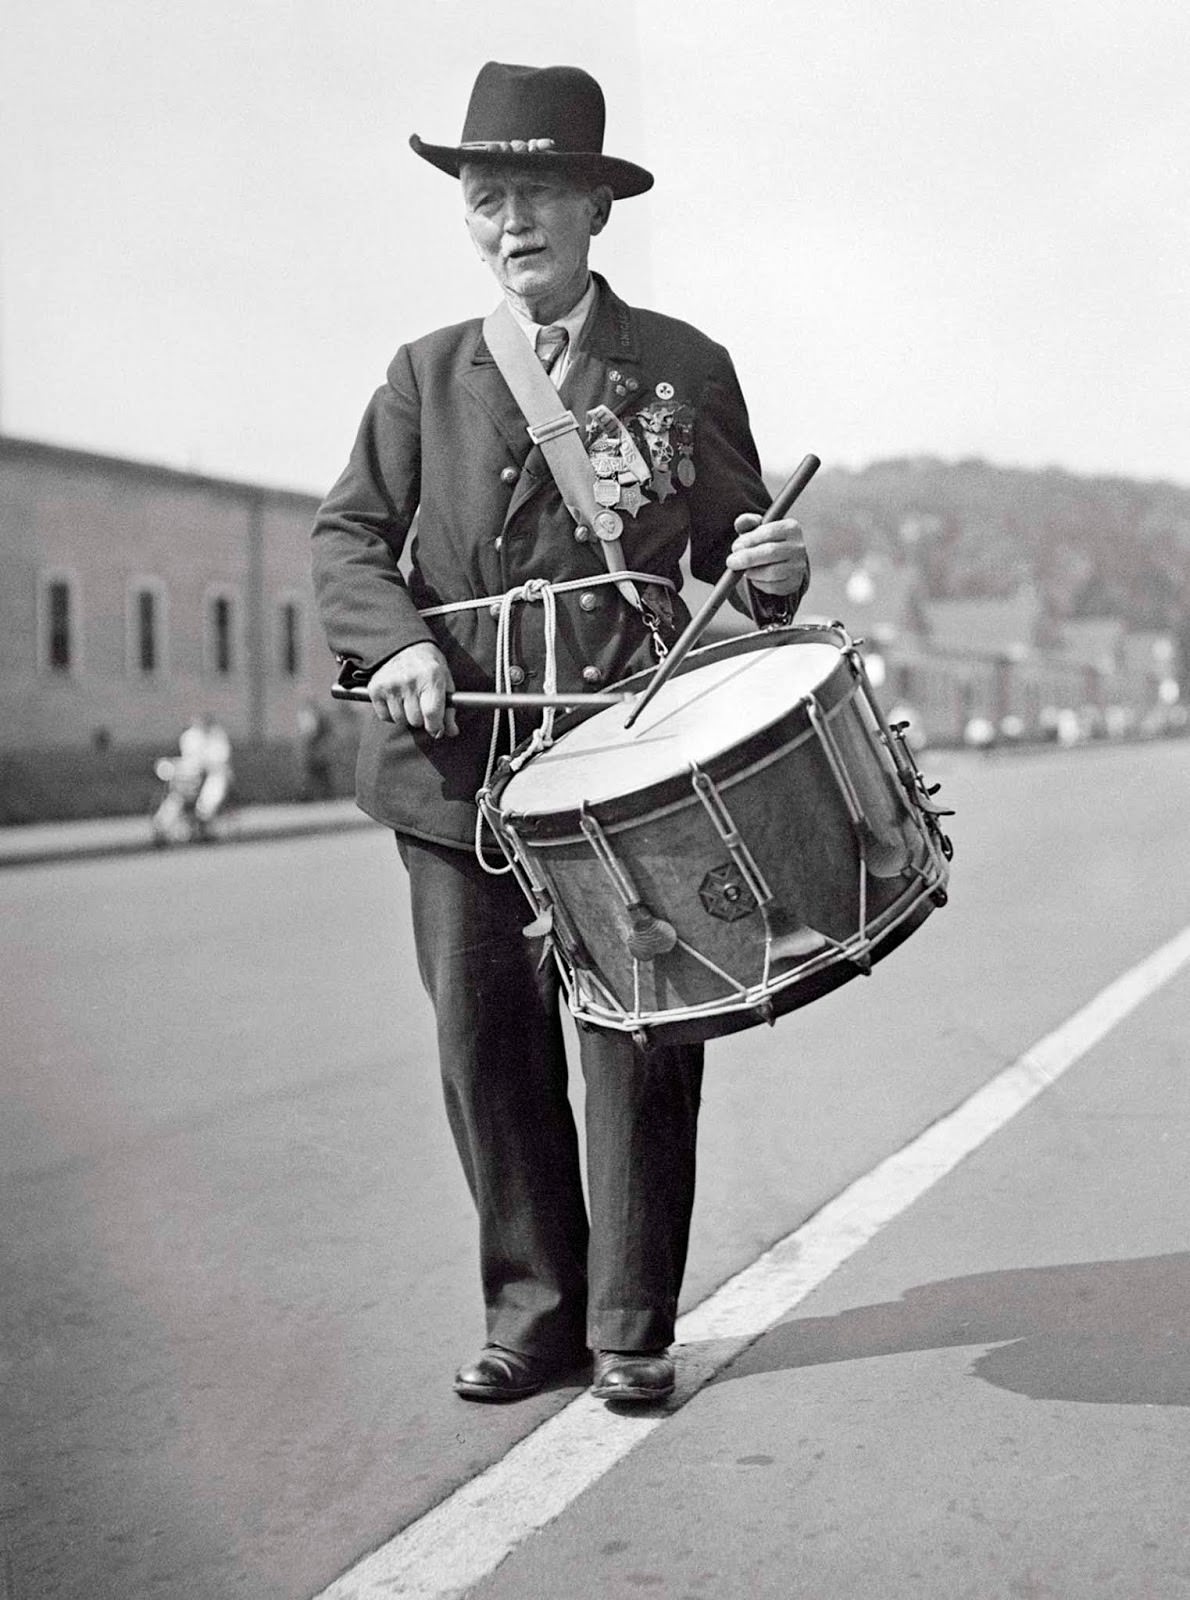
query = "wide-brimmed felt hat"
(410, 61, 654, 200)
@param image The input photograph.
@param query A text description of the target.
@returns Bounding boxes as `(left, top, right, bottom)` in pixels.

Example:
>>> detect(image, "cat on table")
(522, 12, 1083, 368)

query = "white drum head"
(501, 640, 842, 815)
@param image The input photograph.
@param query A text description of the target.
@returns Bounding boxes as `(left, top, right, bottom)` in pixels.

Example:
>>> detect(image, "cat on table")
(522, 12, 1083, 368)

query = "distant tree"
(783, 456, 1190, 638)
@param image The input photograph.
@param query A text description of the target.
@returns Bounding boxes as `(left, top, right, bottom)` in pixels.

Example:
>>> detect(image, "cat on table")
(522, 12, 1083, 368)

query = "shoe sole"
(453, 1381, 544, 1402)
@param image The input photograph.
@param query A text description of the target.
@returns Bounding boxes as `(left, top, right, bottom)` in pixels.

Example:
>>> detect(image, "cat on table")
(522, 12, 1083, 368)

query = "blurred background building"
(799, 550, 1180, 752)
(1, 437, 321, 752)
(0, 437, 343, 821)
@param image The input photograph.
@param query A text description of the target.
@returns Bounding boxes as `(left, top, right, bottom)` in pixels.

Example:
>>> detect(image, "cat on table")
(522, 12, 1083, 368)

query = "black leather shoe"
(453, 1345, 575, 1403)
(591, 1349, 675, 1403)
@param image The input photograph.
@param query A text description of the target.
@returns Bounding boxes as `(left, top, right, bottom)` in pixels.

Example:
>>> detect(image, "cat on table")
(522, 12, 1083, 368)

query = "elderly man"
(312, 61, 808, 1405)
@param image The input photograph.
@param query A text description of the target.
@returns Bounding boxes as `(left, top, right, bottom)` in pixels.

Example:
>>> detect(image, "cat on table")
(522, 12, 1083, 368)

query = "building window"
(206, 590, 237, 676)
(40, 573, 78, 672)
(129, 580, 168, 676)
(138, 590, 157, 671)
(48, 581, 72, 669)
(279, 599, 302, 677)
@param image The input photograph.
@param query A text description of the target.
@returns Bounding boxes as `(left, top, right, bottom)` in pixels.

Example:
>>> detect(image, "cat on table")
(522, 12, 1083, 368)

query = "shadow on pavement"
(714, 1252, 1190, 1406)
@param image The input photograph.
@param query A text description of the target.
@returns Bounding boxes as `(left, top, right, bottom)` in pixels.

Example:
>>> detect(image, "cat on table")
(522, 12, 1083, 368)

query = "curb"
(0, 805, 378, 870)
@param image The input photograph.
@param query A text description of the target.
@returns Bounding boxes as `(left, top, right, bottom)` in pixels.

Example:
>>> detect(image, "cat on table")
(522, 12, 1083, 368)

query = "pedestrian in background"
(296, 698, 336, 801)
(152, 713, 233, 843)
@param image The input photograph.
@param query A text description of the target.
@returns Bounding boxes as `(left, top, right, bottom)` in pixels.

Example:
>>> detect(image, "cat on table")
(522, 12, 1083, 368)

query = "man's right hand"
(367, 643, 459, 739)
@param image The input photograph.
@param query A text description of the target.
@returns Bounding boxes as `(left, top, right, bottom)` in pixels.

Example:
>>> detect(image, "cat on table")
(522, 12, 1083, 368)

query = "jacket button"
(582, 665, 604, 686)
(508, 665, 526, 685)
(573, 524, 590, 543)
(500, 466, 518, 485)
(579, 592, 600, 612)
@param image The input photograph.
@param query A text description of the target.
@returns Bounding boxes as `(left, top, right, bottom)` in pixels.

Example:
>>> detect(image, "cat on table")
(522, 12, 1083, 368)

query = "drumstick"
(622, 453, 821, 730)
(331, 685, 635, 711)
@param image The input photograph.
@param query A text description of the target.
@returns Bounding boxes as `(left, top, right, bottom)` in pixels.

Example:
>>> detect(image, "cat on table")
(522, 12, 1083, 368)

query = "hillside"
(771, 458, 1190, 645)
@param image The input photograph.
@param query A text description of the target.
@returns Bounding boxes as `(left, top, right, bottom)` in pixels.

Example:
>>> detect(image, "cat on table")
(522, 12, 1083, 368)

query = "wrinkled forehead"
(459, 159, 595, 203)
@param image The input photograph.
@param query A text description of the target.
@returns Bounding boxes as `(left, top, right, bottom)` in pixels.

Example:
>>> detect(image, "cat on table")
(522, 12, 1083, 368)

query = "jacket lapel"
(561, 276, 644, 427)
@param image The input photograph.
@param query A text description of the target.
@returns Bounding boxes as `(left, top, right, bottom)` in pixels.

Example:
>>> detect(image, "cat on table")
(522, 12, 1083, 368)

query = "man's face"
(461, 163, 611, 315)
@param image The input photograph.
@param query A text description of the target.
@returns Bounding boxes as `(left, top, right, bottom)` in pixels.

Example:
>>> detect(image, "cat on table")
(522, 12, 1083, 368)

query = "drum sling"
(481, 299, 670, 657)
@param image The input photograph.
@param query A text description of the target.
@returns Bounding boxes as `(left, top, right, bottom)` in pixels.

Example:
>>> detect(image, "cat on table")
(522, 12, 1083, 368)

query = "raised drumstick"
(622, 453, 820, 730)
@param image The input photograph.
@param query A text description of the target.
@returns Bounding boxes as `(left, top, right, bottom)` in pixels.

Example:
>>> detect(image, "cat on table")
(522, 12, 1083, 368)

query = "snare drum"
(481, 624, 952, 1047)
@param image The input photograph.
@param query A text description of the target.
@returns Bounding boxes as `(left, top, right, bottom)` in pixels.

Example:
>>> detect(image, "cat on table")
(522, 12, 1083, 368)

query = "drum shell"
(491, 631, 946, 1045)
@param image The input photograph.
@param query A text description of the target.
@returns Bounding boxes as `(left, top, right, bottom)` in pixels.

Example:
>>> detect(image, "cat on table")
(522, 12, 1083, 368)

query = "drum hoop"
(494, 625, 856, 840)
(559, 871, 944, 1035)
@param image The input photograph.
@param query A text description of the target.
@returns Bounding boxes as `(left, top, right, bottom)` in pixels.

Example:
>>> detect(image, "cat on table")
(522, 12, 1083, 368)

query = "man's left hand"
(725, 512, 808, 595)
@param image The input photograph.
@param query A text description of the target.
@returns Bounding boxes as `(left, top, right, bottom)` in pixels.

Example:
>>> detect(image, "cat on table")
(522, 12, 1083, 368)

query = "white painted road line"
(314, 922, 1190, 1600)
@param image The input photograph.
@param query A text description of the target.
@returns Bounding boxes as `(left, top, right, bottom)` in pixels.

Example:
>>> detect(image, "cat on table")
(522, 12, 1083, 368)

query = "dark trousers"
(397, 833, 703, 1355)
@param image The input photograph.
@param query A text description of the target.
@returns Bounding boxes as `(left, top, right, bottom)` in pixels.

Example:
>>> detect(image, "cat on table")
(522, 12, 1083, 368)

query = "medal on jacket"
(585, 404, 651, 519)
(636, 397, 697, 499)
(673, 403, 696, 487)
(638, 401, 677, 501)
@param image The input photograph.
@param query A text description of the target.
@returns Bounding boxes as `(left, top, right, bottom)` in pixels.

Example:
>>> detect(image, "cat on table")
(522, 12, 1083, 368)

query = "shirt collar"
(503, 274, 597, 350)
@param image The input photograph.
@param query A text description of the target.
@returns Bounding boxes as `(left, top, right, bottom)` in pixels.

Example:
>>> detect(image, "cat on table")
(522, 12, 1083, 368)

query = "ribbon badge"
(584, 404, 653, 519)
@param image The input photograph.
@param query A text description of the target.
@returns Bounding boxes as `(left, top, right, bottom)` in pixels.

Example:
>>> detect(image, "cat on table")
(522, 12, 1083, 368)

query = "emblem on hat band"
(460, 138, 557, 154)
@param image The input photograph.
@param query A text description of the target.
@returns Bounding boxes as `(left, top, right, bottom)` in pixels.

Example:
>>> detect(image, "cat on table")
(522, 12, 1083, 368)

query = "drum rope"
(416, 569, 675, 620)
(419, 571, 675, 874)
(472, 576, 560, 871)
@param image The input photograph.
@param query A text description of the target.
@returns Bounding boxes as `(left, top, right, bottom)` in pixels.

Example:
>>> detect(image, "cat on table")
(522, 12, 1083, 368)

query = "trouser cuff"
(487, 1308, 588, 1362)
(588, 1305, 676, 1352)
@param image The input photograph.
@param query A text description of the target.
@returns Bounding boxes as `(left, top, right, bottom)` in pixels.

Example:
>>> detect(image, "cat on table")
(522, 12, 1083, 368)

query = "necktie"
(534, 324, 568, 376)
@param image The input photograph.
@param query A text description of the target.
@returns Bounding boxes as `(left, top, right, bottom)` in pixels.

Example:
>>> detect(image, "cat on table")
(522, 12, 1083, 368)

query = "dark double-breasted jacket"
(312, 274, 802, 847)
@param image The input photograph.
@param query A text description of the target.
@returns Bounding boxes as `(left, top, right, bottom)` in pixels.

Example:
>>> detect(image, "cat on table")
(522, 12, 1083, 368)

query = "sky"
(3, 0, 1188, 494)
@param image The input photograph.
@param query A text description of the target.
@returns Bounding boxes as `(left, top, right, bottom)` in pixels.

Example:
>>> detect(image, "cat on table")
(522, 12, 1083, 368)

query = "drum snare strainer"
(480, 624, 952, 1047)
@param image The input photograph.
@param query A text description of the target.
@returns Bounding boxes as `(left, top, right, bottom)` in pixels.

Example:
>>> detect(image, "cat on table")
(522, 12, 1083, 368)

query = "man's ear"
(589, 186, 614, 236)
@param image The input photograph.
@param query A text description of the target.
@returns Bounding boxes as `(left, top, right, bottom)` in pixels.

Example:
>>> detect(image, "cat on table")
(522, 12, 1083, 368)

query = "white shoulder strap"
(482, 300, 645, 614)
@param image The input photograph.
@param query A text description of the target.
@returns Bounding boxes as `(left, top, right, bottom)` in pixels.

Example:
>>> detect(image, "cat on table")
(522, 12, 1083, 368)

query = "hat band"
(459, 138, 560, 154)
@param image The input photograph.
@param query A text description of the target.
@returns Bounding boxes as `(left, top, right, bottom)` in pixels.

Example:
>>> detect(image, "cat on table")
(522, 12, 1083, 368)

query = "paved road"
(2, 741, 1188, 1598)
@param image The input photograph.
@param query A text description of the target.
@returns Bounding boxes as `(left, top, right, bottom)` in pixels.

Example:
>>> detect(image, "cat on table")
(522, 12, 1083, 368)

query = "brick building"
(1, 436, 331, 754)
